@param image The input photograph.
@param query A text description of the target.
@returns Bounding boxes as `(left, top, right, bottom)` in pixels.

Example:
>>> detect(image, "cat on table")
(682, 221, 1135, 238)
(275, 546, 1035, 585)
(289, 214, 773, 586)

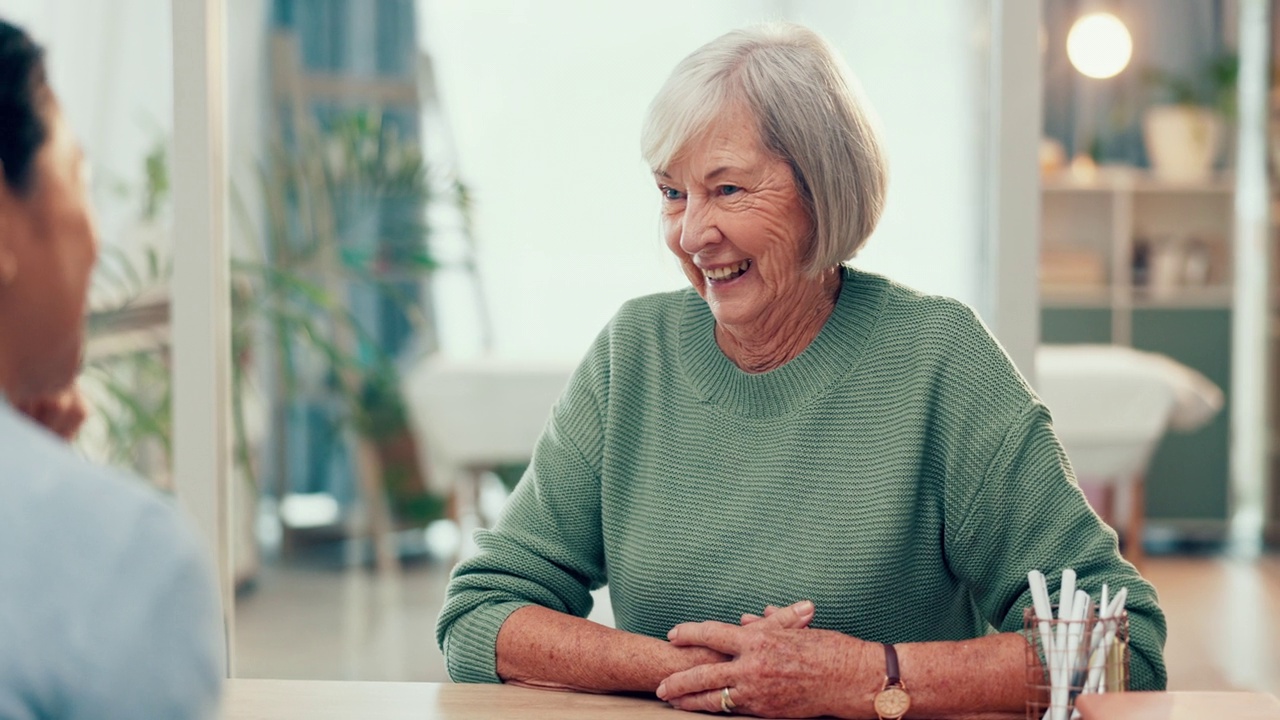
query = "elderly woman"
(437, 23, 1164, 718)
(0, 19, 222, 720)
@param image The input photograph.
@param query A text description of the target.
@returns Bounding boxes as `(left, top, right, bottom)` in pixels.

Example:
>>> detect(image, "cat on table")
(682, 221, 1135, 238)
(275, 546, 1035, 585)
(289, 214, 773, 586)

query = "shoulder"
(553, 287, 694, 430)
(0, 405, 222, 719)
(865, 271, 989, 339)
(609, 286, 696, 340)
(0, 404, 191, 544)
(861, 271, 1018, 372)
(0, 403, 212, 609)
(572, 286, 694, 378)
(852, 270, 1036, 419)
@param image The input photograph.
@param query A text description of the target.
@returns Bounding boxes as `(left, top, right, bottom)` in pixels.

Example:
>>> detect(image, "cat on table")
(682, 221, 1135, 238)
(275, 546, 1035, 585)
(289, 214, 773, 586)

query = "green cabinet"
(1041, 308, 1113, 345)
(1131, 309, 1231, 523)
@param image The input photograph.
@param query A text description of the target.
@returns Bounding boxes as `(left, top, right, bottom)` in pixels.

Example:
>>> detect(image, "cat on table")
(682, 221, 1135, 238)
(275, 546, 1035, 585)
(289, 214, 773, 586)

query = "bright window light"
(1067, 12, 1132, 79)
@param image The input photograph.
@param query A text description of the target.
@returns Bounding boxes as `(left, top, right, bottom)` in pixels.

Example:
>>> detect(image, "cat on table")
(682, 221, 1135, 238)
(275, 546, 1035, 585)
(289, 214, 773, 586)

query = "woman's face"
(0, 101, 99, 400)
(657, 105, 814, 330)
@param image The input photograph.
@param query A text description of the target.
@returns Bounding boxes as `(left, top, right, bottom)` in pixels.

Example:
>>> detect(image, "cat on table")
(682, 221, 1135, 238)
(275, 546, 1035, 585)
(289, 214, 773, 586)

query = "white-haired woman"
(438, 23, 1165, 718)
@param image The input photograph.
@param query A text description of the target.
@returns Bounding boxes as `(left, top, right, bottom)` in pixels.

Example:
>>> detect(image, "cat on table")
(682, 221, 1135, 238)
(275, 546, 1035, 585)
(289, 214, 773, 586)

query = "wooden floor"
(235, 554, 1280, 695)
(1143, 555, 1280, 694)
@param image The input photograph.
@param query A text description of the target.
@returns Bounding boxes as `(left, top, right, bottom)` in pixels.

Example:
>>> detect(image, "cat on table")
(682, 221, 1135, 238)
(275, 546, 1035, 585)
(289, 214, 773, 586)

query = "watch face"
(874, 686, 911, 719)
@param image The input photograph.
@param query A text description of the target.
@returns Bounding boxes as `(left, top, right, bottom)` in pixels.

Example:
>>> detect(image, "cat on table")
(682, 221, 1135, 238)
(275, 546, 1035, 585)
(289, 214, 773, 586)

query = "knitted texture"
(436, 267, 1167, 691)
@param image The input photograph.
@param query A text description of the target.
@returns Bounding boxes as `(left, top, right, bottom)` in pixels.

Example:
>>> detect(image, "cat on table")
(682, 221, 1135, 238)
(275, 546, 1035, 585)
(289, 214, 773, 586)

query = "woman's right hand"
(662, 600, 815, 678)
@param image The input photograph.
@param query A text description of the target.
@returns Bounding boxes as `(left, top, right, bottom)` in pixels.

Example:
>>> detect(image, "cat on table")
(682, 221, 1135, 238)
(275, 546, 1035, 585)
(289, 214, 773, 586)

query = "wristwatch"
(873, 643, 911, 720)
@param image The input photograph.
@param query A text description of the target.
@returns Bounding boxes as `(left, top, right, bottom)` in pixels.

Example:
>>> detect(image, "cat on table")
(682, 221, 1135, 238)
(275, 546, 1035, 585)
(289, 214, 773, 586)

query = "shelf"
(85, 325, 171, 362)
(1042, 286, 1234, 310)
(1131, 286, 1234, 308)
(1043, 168, 1234, 194)
(1041, 285, 1112, 307)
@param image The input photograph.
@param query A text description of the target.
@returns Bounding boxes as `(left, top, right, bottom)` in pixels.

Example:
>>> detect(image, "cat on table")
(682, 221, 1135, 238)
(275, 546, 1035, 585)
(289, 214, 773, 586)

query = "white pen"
(1050, 570, 1077, 720)
(1028, 571, 1058, 720)
(1089, 587, 1128, 694)
(1060, 589, 1090, 720)
(1028, 570, 1056, 662)
(1080, 585, 1114, 696)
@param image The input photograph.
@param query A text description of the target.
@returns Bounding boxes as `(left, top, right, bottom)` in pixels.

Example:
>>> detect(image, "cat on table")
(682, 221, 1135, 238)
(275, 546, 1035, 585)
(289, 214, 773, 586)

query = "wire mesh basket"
(1023, 605, 1129, 720)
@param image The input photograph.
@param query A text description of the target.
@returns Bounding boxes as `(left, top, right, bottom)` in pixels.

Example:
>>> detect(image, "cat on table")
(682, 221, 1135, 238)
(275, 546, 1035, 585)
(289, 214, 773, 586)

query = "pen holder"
(1022, 606, 1129, 720)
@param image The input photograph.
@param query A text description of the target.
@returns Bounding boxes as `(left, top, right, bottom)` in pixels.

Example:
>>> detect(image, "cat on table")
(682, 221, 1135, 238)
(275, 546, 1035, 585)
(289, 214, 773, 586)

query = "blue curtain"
(271, 0, 434, 503)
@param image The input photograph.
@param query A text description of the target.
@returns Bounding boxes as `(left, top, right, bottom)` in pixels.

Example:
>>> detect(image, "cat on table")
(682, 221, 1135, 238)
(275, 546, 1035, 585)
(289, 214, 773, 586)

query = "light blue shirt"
(0, 399, 223, 720)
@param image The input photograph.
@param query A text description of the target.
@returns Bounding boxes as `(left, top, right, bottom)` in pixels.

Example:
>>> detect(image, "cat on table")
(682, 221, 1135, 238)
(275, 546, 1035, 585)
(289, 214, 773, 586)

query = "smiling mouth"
(703, 259, 752, 283)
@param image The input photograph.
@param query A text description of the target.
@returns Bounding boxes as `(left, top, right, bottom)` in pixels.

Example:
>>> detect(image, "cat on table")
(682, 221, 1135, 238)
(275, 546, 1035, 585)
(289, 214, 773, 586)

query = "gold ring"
(720, 687, 736, 713)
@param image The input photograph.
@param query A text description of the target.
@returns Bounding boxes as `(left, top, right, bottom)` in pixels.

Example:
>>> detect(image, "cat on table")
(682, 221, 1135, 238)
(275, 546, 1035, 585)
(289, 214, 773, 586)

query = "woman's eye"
(660, 185, 685, 201)
(718, 184, 741, 196)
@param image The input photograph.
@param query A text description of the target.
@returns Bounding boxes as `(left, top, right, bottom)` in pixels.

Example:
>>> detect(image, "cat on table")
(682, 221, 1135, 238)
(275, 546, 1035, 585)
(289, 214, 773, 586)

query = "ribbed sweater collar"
(678, 266, 887, 418)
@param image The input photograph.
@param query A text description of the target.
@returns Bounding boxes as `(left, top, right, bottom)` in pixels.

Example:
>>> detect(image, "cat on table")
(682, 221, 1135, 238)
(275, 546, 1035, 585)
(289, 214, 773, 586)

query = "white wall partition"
(1229, 0, 1271, 555)
(984, 0, 1043, 380)
(170, 0, 234, 673)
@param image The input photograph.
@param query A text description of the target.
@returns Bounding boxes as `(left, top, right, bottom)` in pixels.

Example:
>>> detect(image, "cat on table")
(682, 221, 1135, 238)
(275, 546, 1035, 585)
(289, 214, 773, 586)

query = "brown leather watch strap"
(884, 644, 901, 685)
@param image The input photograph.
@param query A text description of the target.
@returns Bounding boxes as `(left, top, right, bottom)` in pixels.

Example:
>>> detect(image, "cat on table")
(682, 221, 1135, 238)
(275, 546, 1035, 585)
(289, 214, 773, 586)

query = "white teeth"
(703, 259, 751, 281)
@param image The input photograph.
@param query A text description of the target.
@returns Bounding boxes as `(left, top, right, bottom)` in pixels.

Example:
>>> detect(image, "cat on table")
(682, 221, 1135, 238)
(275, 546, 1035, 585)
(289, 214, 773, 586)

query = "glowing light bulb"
(1067, 12, 1132, 80)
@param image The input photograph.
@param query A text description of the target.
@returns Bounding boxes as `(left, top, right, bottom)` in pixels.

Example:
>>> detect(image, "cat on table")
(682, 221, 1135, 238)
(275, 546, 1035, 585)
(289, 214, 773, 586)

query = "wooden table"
(1075, 691, 1280, 719)
(224, 680, 1280, 720)
(223, 680, 688, 719)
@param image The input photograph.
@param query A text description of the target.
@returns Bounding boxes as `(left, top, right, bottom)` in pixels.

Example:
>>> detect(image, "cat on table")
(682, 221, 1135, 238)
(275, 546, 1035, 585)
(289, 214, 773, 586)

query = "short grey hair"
(641, 23, 888, 274)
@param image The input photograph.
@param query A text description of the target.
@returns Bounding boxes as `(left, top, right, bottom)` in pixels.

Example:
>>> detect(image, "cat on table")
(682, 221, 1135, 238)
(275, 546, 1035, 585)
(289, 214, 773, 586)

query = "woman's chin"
(707, 298, 763, 330)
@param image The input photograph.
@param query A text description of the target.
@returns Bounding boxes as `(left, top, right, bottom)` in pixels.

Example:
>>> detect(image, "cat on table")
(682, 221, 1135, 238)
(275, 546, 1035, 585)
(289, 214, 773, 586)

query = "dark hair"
(0, 20, 49, 194)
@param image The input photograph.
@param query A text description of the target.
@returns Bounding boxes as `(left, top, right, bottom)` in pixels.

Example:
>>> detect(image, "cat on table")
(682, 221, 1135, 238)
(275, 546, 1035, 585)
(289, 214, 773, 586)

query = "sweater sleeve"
(945, 399, 1168, 691)
(435, 334, 610, 684)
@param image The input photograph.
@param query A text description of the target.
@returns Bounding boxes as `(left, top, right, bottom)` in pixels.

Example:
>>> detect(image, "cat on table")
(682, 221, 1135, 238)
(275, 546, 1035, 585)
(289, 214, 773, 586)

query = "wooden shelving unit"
(1041, 169, 1236, 540)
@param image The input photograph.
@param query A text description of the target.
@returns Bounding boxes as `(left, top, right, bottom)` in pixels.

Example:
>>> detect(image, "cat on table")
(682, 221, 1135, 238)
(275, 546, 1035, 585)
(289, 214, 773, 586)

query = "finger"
(743, 604, 782, 625)
(669, 687, 739, 715)
(656, 662, 733, 701)
(759, 599, 815, 629)
(53, 394, 88, 440)
(667, 621, 743, 655)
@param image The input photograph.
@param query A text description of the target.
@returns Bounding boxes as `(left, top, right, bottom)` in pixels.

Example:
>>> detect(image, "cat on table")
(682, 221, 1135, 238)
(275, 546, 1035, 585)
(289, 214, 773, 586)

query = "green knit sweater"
(436, 267, 1167, 691)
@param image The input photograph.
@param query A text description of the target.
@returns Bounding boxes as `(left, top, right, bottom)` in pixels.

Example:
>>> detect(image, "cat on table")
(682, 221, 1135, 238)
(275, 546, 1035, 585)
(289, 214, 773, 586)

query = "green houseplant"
(85, 110, 472, 546)
(1141, 53, 1239, 182)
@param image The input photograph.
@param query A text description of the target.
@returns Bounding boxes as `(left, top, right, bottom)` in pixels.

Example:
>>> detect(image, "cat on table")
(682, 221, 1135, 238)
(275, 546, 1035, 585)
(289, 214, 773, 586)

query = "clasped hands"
(657, 600, 874, 718)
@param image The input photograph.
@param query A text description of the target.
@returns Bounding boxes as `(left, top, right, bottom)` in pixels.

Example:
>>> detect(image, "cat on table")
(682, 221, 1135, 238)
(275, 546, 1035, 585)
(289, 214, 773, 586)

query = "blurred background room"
(0, 0, 1275, 697)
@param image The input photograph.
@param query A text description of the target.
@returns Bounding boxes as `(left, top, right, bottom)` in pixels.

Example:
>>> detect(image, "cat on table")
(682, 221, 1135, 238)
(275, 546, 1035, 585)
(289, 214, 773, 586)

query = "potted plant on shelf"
(1141, 53, 1238, 183)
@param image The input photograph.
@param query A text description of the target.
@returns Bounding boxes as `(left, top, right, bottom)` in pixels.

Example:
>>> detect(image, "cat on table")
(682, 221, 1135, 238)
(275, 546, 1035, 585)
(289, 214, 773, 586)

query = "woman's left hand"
(656, 609, 876, 718)
(17, 384, 89, 441)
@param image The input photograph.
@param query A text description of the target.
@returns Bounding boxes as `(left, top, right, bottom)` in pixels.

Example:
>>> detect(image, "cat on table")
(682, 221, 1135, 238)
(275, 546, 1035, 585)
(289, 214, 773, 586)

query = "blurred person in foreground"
(437, 23, 1167, 719)
(0, 19, 222, 720)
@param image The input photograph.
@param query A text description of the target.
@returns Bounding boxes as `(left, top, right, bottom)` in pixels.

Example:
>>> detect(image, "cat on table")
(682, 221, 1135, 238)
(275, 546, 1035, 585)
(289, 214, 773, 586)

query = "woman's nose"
(679, 197, 720, 255)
